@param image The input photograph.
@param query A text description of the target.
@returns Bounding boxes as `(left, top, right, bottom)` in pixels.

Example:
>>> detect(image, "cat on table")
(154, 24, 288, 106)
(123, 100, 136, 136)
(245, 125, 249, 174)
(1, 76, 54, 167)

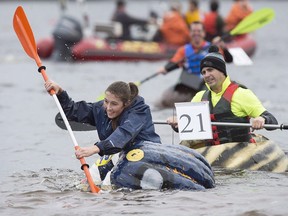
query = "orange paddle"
(13, 6, 100, 193)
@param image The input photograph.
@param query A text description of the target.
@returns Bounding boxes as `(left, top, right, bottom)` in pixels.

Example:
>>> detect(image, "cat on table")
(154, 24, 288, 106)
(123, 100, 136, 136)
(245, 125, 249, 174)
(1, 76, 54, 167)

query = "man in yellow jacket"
(167, 45, 278, 148)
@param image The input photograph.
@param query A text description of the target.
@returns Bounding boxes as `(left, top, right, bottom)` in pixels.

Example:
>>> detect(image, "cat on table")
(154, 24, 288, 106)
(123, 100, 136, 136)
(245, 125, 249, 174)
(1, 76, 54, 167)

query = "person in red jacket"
(203, 0, 225, 42)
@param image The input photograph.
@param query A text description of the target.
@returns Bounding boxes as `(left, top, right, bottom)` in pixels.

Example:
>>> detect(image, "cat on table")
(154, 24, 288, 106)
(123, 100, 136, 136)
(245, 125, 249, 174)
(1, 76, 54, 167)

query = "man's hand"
(251, 116, 265, 131)
(157, 66, 167, 75)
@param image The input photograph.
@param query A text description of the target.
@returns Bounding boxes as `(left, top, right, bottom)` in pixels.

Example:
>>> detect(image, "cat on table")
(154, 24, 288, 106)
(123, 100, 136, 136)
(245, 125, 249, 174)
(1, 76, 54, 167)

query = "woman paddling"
(45, 80, 215, 190)
(45, 81, 159, 168)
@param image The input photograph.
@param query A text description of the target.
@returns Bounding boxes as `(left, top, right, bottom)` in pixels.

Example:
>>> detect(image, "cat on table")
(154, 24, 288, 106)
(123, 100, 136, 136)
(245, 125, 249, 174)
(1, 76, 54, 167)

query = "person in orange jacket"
(153, 2, 190, 46)
(225, 0, 253, 32)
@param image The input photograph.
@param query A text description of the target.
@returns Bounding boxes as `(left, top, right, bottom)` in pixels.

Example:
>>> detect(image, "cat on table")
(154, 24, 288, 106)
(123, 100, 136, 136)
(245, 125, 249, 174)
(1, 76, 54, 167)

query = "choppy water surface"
(1, 1, 288, 215)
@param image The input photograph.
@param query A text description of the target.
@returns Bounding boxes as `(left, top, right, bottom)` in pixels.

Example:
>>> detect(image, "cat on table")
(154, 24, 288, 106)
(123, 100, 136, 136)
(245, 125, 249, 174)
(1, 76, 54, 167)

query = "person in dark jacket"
(45, 80, 217, 190)
(45, 80, 161, 157)
(111, 0, 149, 40)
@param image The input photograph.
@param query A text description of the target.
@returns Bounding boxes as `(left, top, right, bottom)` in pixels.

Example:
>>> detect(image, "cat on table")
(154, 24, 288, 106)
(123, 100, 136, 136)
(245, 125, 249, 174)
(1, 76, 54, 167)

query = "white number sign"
(175, 102, 212, 140)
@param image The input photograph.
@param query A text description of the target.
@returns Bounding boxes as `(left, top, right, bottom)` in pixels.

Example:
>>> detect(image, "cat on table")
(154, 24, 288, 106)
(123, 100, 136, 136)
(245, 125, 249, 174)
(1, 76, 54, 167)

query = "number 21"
(180, 113, 206, 133)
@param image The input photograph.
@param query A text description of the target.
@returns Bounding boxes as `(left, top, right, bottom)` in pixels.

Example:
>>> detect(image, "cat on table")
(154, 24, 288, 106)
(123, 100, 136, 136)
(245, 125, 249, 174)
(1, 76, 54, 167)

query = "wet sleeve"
(169, 47, 186, 66)
(96, 113, 146, 156)
(260, 110, 278, 130)
(164, 47, 185, 72)
(57, 91, 95, 125)
(164, 61, 180, 72)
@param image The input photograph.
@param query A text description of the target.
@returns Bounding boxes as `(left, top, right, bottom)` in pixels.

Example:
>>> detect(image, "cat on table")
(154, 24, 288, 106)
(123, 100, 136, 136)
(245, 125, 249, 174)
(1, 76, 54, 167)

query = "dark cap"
(117, 0, 125, 7)
(200, 45, 227, 76)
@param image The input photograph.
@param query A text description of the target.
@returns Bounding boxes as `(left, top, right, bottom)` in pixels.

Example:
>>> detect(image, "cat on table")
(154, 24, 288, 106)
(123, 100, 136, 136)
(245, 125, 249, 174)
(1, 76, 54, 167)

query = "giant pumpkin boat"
(186, 135, 288, 173)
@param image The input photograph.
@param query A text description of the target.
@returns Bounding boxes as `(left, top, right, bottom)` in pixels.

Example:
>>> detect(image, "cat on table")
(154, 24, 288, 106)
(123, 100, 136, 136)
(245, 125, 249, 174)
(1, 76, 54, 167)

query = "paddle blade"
(134, 81, 141, 86)
(55, 112, 96, 131)
(13, 6, 38, 60)
(230, 8, 275, 36)
(96, 93, 105, 101)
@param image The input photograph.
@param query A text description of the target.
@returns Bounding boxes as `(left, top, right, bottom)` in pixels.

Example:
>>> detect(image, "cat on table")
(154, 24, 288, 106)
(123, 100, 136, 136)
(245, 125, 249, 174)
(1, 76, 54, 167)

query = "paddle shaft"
(55, 114, 288, 131)
(51, 86, 100, 193)
(138, 53, 190, 85)
(153, 120, 288, 130)
(139, 73, 159, 85)
(13, 6, 100, 193)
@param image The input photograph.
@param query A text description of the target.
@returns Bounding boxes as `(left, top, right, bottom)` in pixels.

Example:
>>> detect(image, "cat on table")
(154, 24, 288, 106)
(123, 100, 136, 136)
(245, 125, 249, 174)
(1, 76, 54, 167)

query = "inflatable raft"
(78, 141, 215, 191)
(36, 16, 256, 62)
(37, 34, 256, 62)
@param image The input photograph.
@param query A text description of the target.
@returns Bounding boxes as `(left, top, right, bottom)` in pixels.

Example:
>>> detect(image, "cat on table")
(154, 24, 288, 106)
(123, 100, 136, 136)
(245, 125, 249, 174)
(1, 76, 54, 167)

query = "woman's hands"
(44, 80, 63, 95)
(75, 145, 100, 159)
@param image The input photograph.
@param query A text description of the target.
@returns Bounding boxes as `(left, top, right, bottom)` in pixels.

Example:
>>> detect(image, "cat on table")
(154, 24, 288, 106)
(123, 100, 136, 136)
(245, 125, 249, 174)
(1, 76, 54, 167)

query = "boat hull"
(37, 34, 256, 62)
(193, 139, 288, 172)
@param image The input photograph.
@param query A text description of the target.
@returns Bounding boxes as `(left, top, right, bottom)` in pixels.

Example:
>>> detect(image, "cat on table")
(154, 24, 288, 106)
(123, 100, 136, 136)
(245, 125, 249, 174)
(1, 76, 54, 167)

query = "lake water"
(1, 0, 288, 215)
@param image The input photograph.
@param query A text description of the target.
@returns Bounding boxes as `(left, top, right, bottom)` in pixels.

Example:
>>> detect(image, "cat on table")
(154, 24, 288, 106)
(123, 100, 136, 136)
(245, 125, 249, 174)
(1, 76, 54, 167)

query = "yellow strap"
(96, 155, 113, 166)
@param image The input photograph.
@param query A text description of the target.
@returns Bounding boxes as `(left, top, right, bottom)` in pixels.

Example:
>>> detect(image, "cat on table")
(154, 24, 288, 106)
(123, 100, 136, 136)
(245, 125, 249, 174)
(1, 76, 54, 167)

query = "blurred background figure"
(184, 0, 202, 26)
(225, 0, 253, 32)
(152, 1, 190, 46)
(155, 21, 233, 109)
(59, 0, 67, 12)
(111, 0, 149, 40)
(51, 16, 83, 61)
(203, 0, 225, 42)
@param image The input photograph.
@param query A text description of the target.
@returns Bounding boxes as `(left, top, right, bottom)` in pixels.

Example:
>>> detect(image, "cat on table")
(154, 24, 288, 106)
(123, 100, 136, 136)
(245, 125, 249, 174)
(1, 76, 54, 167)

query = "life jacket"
(183, 42, 210, 75)
(201, 82, 255, 145)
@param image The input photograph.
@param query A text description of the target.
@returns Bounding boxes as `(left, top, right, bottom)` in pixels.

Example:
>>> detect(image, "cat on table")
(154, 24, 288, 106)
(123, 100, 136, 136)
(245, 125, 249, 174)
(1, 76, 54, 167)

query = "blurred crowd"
(110, 0, 253, 45)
